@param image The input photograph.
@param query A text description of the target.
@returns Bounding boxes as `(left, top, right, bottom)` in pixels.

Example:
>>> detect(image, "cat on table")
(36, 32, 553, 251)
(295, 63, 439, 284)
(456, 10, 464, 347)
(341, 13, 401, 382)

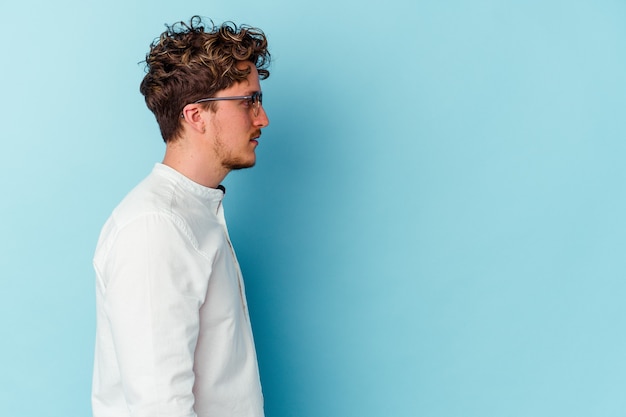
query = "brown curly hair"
(139, 16, 271, 142)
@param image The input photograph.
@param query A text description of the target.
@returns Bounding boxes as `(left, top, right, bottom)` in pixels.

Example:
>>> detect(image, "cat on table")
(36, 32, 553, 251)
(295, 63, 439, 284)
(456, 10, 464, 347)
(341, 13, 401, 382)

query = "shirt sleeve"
(101, 212, 214, 417)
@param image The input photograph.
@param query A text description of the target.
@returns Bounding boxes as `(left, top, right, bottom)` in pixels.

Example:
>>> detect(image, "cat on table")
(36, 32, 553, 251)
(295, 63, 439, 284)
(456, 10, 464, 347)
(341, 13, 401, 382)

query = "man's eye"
(242, 98, 253, 107)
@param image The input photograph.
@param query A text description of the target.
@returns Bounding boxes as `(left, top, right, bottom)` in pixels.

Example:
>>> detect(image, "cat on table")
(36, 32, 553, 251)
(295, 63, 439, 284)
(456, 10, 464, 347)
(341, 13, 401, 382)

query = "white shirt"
(92, 164, 264, 417)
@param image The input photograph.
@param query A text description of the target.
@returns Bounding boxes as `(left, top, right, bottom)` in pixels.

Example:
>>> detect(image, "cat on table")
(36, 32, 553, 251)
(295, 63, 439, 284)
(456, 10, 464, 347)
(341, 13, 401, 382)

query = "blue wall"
(2, 1, 626, 416)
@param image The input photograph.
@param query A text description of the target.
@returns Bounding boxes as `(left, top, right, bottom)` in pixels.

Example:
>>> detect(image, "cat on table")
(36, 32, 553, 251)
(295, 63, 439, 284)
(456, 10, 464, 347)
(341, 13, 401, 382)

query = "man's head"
(140, 16, 271, 143)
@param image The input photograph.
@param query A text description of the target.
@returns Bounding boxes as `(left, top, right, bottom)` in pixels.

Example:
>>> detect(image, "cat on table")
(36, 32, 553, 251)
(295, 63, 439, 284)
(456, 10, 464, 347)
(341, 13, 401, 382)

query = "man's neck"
(162, 140, 228, 189)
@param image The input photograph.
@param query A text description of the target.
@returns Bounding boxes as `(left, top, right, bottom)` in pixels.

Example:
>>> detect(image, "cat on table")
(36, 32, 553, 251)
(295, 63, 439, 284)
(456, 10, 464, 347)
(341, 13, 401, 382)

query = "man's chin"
(226, 160, 256, 171)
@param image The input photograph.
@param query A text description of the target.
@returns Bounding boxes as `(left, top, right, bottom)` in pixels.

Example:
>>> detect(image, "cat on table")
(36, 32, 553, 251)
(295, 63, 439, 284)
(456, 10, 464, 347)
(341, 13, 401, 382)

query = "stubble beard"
(224, 158, 256, 171)
(213, 134, 257, 172)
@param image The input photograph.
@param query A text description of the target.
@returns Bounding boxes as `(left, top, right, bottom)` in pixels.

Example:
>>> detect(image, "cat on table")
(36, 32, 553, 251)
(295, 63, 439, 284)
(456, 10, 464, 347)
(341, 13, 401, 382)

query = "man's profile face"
(206, 62, 270, 171)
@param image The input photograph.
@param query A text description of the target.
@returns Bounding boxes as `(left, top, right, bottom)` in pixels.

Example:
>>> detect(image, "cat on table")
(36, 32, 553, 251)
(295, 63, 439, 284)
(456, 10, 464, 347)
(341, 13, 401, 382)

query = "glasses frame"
(191, 91, 263, 116)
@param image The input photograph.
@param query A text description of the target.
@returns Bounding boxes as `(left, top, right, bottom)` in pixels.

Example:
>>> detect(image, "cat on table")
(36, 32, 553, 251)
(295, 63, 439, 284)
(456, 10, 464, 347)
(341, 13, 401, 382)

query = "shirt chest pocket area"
(200, 242, 247, 326)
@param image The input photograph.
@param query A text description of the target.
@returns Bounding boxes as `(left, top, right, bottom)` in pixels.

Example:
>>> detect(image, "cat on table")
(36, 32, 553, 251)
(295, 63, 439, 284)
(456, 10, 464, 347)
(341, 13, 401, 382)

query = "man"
(92, 16, 271, 417)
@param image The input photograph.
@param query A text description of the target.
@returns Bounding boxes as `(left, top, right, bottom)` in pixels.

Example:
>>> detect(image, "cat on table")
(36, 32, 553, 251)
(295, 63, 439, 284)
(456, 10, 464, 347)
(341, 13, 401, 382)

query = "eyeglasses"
(192, 91, 263, 116)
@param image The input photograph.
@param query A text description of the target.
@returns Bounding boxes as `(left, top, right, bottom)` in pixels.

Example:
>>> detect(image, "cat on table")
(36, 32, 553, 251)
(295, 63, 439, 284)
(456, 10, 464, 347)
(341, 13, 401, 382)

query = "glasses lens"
(252, 92, 262, 116)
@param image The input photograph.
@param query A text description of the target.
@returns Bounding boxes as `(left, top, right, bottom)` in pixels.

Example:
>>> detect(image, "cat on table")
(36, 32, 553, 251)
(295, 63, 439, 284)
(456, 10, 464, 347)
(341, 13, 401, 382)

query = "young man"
(92, 16, 271, 417)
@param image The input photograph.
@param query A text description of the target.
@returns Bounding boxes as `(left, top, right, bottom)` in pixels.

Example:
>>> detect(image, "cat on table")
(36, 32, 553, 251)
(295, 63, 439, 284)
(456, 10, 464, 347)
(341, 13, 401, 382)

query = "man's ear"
(181, 104, 206, 134)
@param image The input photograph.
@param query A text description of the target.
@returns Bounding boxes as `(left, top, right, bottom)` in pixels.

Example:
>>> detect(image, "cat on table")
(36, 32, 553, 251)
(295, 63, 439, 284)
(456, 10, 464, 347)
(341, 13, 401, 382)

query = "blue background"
(1, 1, 625, 416)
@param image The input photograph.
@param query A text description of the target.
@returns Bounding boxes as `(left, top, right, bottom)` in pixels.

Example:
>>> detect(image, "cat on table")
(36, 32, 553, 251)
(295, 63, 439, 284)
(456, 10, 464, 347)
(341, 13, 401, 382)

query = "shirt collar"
(152, 163, 226, 209)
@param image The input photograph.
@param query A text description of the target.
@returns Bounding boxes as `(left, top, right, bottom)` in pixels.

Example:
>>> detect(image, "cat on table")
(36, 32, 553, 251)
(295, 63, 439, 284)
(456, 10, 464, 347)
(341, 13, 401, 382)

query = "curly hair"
(139, 16, 271, 142)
